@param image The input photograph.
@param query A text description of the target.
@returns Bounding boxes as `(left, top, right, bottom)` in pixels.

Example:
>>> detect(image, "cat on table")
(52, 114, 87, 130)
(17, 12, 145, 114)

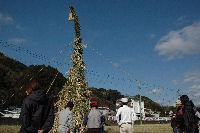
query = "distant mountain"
(89, 87, 124, 110)
(0, 52, 66, 108)
(87, 88, 176, 116)
(0, 52, 27, 108)
(134, 95, 163, 112)
(0, 52, 173, 115)
(0, 52, 124, 109)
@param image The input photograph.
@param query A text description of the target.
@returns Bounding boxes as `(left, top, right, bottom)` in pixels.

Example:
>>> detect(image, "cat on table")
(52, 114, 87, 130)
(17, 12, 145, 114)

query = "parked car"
(0, 111, 13, 118)
(144, 117, 168, 121)
(12, 113, 20, 119)
(0, 108, 21, 118)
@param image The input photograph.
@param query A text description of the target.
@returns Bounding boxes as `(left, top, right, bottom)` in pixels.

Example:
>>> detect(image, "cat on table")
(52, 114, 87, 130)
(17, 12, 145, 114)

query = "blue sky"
(0, 0, 200, 106)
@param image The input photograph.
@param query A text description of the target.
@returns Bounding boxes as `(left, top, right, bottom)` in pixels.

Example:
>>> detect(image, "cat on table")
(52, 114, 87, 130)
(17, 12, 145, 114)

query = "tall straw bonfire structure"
(52, 6, 90, 133)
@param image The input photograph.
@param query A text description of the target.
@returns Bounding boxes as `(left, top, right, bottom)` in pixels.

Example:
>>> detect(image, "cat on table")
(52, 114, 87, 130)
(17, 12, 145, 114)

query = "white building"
(98, 107, 110, 115)
(130, 99, 145, 120)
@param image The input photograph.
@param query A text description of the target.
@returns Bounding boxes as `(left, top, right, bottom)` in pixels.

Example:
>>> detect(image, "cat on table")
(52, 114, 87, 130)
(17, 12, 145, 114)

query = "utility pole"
(139, 80, 142, 125)
(177, 89, 181, 97)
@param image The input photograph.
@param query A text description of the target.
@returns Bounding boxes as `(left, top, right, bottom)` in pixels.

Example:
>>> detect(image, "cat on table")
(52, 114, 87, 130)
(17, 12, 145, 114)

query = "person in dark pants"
(19, 79, 54, 133)
(175, 99, 184, 133)
(180, 95, 199, 133)
(170, 114, 177, 133)
(83, 101, 104, 133)
(100, 114, 106, 133)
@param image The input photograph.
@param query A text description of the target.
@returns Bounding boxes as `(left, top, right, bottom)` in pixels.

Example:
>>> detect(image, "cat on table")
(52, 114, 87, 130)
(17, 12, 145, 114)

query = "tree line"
(0, 52, 174, 115)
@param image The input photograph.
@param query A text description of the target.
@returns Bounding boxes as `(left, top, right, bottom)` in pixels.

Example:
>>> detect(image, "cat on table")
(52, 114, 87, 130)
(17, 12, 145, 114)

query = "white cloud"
(150, 34, 156, 39)
(175, 16, 192, 26)
(120, 58, 135, 63)
(185, 84, 200, 94)
(183, 72, 200, 84)
(16, 24, 23, 30)
(0, 12, 13, 24)
(155, 22, 200, 60)
(193, 92, 200, 97)
(182, 71, 200, 102)
(190, 84, 200, 91)
(150, 89, 160, 94)
(8, 38, 26, 44)
(155, 100, 161, 103)
(172, 80, 178, 85)
(195, 101, 200, 106)
(183, 77, 193, 83)
(0, 13, 23, 31)
(113, 63, 120, 68)
(177, 16, 186, 22)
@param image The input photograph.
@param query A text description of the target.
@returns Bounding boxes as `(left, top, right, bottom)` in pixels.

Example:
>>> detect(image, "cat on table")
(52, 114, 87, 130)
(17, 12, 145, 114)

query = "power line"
(84, 42, 184, 105)
(0, 40, 73, 105)
(0, 40, 73, 66)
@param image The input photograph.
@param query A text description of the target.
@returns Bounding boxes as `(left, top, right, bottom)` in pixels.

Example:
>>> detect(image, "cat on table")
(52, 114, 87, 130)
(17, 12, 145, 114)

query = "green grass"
(0, 124, 173, 133)
(105, 124, 174, 133)
(0, 125, 20, 133)
(1, 124, 199, 133)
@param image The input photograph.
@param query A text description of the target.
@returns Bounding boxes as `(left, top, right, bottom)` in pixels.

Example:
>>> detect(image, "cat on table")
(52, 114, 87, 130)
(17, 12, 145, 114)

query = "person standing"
(175, 99, 184, 133)
(170, 113, 177, 133)
(100, 114, 106, 133)
(19, 79, 54, 133)
(83, 101, 104, 133)
(116, 98, 134, 133)
(58, 101, 74, 133)
(180, 95, 199, 133)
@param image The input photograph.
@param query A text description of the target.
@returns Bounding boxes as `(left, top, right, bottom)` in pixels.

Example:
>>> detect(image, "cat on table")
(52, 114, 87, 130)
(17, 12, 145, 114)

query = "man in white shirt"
(116, 98, 135, 133)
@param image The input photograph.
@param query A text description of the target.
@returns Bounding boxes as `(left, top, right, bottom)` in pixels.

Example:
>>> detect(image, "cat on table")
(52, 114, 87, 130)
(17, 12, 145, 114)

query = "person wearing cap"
(83, 101, 104, 133)
(19, 79, 54, 133)
(170, 99, 182, 133)
(58, 101, 74, 133)
(174, 99, 184, 133)
(116, 98, 134, 133)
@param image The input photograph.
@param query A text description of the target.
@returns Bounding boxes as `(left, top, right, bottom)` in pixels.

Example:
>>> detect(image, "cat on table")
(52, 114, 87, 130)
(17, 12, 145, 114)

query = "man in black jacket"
(180, 95, 199, 133)
(19, 80, 54, 133)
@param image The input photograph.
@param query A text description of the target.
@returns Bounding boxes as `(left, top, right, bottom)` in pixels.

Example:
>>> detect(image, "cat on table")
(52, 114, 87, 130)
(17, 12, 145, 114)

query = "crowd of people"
(19, 79, 200, 133)
(171, 95, 200, 133)
(19, 79, 106, 133)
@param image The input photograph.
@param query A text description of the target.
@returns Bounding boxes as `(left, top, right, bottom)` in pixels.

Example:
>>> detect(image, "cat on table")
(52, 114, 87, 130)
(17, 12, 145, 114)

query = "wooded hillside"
(0, 52, 66, 108)
(0, 52, 170, 114)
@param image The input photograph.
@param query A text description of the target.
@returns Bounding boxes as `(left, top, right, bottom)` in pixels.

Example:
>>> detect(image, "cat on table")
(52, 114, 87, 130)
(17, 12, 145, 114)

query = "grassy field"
(105, 124, 173, 133)
(0, 125, 21, 133)
(0, 124, 174, 133)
